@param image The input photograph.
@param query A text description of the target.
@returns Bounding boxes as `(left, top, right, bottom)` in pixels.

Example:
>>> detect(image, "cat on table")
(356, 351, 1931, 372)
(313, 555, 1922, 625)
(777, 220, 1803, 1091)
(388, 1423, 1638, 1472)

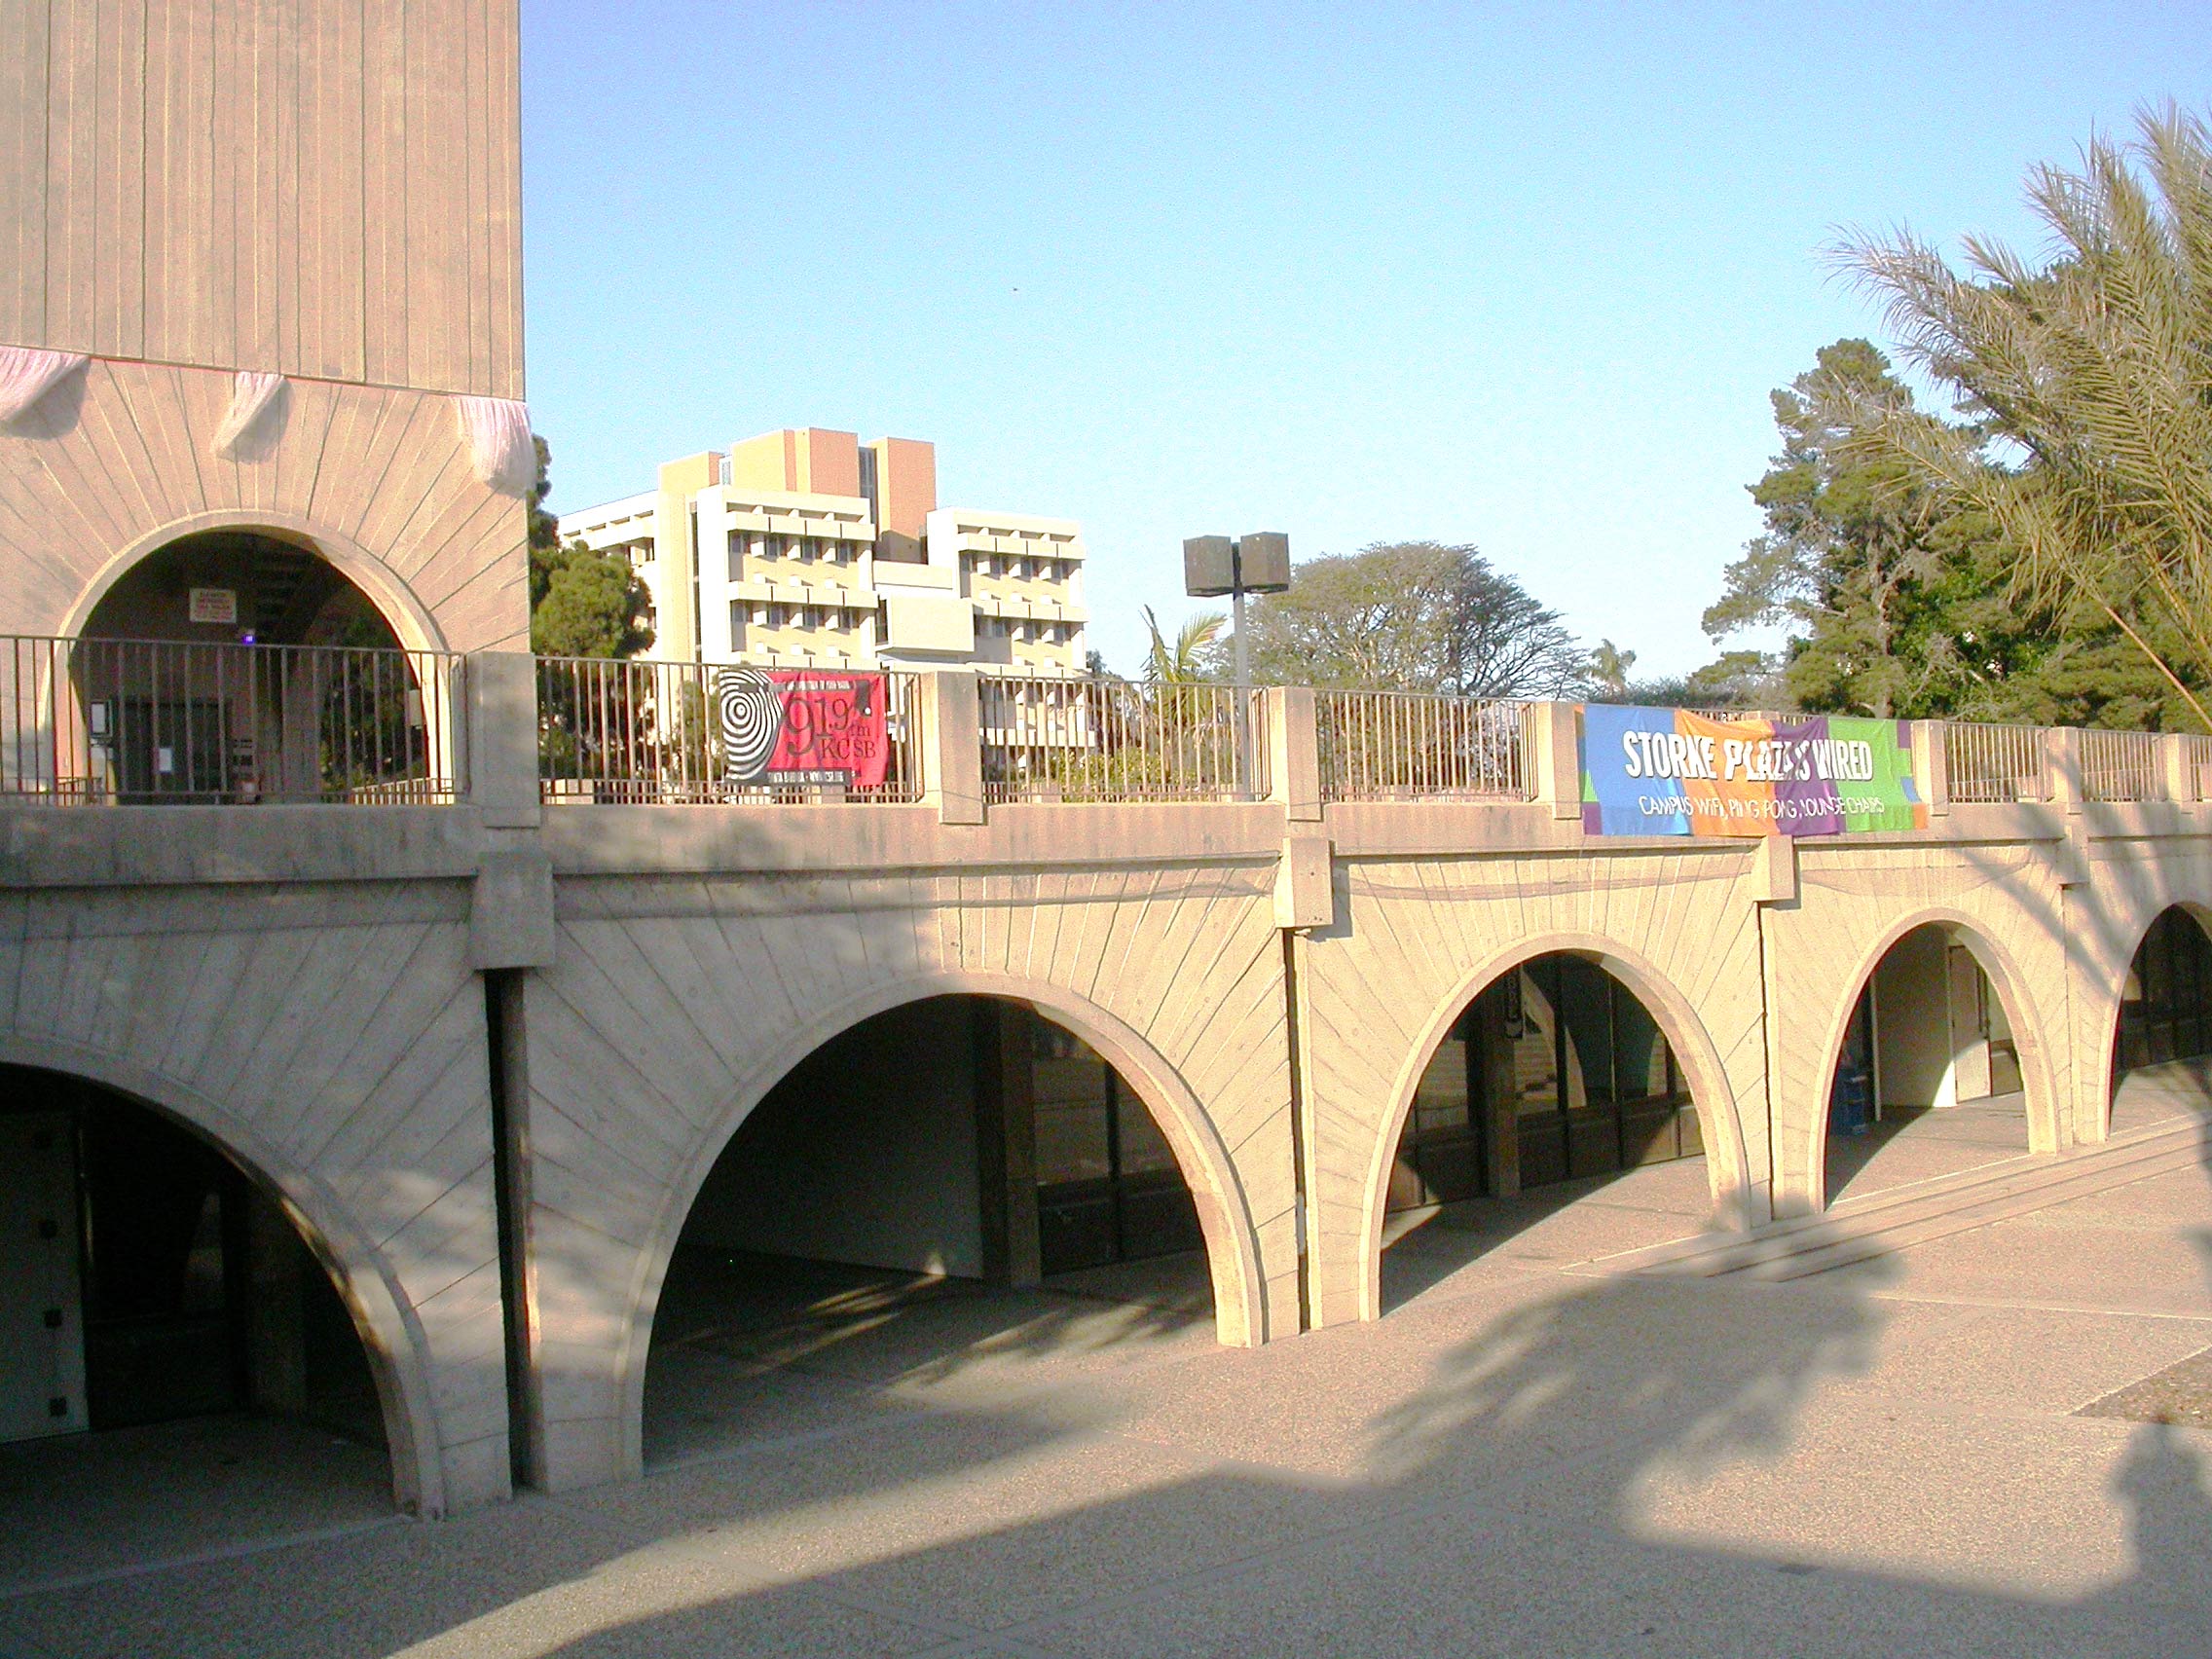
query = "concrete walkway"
(9, 1082, 2212, 1656)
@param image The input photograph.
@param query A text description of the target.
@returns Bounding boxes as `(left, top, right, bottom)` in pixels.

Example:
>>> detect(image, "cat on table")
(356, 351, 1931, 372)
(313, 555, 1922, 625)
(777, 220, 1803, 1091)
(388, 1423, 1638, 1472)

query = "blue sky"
(522, 2, 2197, 680)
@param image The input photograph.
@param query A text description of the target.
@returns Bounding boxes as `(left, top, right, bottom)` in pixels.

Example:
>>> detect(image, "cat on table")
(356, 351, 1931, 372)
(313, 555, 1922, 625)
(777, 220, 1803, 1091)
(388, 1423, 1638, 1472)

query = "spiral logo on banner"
(714, 667, 783, 782)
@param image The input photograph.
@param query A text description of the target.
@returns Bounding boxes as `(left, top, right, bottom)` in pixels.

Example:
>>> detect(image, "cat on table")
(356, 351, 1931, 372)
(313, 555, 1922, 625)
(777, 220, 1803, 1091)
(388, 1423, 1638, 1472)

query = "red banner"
(716, 668, 890, 789)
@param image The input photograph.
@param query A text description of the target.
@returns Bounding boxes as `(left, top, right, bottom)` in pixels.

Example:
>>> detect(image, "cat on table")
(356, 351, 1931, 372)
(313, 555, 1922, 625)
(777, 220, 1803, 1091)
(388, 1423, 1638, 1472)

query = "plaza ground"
(5, 1066, 2212, 1658)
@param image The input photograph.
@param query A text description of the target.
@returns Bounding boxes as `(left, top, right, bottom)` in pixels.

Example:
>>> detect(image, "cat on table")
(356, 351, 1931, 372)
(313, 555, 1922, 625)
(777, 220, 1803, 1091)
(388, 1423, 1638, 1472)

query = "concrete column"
(1529, 702, 1582, 820)
(973, 1001, 1041, 1287)
(2158, 732, 2193, 804)
(1474, 987, 1519, 1198)
(245, 1186, 309, 1415)
(467, 650, 541, 828)
(2047, 725, 2083, 812)
(921, 670, 984, 825)
(1267, 686, 1322, 822)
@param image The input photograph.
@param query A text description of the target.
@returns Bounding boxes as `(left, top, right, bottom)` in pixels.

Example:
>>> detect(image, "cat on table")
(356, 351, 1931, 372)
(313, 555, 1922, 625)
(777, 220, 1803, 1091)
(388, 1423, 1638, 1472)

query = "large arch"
(1352, 929, 1755, 1325)
(0, 1030, 445, 1516)
(1800, 906, 2062, 1214)
(608, 968, 1269, 1478)
(2098, 900, 2212, 1133)
(58, 509, 451, 658)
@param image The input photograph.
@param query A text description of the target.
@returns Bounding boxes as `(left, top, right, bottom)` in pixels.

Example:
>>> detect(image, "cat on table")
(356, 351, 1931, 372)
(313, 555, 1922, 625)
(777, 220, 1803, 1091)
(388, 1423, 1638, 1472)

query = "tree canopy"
(526, 436, 655, 660)
(1831, 103, 2212, 730)
(1222, 540, 1586, 698)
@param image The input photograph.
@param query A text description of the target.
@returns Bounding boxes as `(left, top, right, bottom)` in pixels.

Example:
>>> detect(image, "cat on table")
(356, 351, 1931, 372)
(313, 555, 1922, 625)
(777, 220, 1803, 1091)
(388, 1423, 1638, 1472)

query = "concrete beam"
(470, 850, 555, 970)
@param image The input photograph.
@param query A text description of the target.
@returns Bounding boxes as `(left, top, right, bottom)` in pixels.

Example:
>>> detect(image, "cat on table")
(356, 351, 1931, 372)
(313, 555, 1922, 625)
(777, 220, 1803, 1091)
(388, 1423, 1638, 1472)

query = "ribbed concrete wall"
(520, 863, 1298, 1492)
(1298, 844, 1769, 1326)
(0, 877, 507, 1516)
(0, 356, 528, 652)
(2, 0, 524, 398)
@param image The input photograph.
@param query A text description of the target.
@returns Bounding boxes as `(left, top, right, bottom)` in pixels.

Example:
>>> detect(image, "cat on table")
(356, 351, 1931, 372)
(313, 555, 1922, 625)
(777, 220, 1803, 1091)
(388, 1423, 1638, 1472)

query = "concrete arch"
(611, 968, 1270, 1478)
(1353, 929, 1756, 1324)
(0, 1030, 444, 1517)
(1801, 907, 2063, 1213)
(59, 508, 451, 657)
(2094, 900, 2212, 1132)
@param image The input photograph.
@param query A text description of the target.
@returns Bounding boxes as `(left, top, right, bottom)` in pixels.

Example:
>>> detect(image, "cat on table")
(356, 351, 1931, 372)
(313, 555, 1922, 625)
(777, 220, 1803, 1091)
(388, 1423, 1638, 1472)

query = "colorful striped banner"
(1580, 706, 1926, 837)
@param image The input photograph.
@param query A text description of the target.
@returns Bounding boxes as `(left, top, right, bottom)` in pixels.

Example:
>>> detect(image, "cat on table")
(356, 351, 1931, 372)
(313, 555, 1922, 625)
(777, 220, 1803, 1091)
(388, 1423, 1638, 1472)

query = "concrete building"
(6, 0, 2212, 1549)
(556, 429, 1090, 678)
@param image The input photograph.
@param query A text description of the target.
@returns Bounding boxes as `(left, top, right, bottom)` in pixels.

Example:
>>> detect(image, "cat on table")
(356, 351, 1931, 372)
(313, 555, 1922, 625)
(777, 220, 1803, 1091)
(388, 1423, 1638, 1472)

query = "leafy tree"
(534, 551, 656, 658)
(526, 434, 654, 659)
(1597, 650, 1787, 711)
(1832, 104, 2212, 730)
(1226, 541, 1585, 697)
(1704, 339, 2032, 719)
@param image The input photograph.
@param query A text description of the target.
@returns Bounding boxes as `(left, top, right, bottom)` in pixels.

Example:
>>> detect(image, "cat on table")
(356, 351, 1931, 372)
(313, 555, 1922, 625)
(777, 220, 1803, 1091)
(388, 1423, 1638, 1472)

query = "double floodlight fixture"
(1182, 532, 1290, 600)
(1183, 532, 1290, 802)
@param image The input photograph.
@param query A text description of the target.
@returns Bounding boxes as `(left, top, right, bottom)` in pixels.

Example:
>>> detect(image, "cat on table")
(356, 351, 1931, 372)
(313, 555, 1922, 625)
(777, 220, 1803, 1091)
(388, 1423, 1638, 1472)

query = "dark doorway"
(2118, 908, 2212, 1075)
(673, 997, 1204, 1286)
(0, 1068, 385, 1452)
(645, 996, 1214, 1468)
(1388, 954, 1698, 1213)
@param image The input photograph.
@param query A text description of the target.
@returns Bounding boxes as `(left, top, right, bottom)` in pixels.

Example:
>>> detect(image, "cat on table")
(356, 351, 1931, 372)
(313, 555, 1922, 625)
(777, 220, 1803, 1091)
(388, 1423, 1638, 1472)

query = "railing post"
(2046, 725, 2083, 813)
(1530, 701, 1582, 820)
(2158, 732, 2191, 803)
(1912, 719, 1949, 817)
(469, 650, 541, 828)
(1267, 687, 1322, 822)
(922, 670, 984, 825)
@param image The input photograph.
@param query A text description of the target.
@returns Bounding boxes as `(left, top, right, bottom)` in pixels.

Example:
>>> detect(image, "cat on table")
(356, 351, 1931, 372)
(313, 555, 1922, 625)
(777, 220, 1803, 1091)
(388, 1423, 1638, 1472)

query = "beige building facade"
(557, 428, 1089, 679)
(6, 0, 2212, 1547)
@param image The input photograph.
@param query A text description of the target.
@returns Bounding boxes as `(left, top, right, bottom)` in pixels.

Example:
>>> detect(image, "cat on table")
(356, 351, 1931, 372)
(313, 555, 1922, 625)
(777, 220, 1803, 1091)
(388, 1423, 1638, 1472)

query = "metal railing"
(536, 655, 923, 804)
(1945, 721, 2046, 804)
(978, 676, 1271, 803)
(2, 634, 461, 805)
(2181, 734, 2212, 804)
(1316, 689, 1530, 802)
(2081, 727, 2163, 802)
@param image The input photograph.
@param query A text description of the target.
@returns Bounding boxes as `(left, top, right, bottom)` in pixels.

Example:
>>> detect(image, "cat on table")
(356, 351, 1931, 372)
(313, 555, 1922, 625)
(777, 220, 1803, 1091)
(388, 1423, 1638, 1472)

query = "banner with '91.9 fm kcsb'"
(1580, 704, 1927, 838)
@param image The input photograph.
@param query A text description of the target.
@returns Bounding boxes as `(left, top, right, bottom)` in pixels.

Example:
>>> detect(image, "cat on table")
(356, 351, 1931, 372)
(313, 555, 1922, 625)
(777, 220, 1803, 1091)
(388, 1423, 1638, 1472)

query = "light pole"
(1184, 532, 1290, 797)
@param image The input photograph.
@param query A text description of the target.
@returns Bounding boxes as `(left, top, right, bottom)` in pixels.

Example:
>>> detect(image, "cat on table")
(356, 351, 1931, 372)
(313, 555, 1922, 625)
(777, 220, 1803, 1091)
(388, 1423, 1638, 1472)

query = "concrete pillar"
(467, 650, 541, 828)
(245, 1186, 309, 1415)
(1267, 686, 1322, 822)
(1474, 987, 1519, 1198)
(973, 1001, 1042, 1287)
(2047, 725, 2083, 812)
(1529, 701, 1582, 819)
(2158, 732, 2193, 804)
(921, 670, 984, 825)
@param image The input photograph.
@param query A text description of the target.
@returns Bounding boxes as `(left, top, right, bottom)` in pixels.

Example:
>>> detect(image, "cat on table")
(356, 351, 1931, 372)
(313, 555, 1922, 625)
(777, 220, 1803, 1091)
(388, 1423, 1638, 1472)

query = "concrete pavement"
(8, 1079, 2212, 1657)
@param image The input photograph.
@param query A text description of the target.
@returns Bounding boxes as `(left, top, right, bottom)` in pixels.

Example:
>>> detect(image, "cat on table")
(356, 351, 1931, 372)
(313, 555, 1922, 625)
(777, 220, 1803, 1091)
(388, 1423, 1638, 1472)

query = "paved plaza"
(6, 1071, 2212, 1658)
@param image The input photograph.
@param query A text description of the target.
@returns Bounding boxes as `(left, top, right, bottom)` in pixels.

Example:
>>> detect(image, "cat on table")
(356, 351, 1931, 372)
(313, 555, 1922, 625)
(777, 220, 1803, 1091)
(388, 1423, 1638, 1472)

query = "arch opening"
(1379, 951, 1715, 1310)
(1822, 922, 2035, 1205)
(2109, 906, 2212, 1137)
(642, 995, 1219, 1469)
(18, 529, 456, 805)
(0, 1066, 398, 1577)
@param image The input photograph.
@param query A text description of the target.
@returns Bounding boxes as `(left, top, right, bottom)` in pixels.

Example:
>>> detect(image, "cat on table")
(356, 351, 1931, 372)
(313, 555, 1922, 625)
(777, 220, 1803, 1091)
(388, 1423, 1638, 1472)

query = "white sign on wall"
(188, 587, 238, 625)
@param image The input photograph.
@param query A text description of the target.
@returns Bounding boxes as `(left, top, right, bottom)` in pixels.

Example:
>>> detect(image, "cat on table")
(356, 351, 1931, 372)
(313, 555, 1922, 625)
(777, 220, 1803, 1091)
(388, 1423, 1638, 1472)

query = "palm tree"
(1588, 639, 1638, 699)
(1832, 103, 2212, 730)
(1142, 605, 1225, 684)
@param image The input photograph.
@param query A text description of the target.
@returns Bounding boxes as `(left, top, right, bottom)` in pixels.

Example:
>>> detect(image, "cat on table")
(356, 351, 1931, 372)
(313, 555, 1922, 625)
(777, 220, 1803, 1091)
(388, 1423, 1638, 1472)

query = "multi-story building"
(557, 428, 1090, 680)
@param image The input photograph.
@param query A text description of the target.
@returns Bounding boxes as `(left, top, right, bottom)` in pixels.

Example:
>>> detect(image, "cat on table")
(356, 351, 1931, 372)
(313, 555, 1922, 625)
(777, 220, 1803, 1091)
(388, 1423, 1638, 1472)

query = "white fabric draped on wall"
(0, 347, 89, 422)
(456, 395, 535, 494)
(212, 370, 287, 459)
